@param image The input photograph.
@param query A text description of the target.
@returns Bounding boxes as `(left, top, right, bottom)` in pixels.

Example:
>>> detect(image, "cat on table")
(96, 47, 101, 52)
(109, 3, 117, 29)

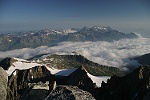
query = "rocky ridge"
(6, 65, 53, 100)
(96, 66, 150, 100)
(134, 53, 150, 66)
(31, 54, 124, 76)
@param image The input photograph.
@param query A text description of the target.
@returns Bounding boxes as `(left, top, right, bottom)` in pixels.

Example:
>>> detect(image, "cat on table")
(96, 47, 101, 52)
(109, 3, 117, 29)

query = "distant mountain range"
(0, 26, 139, 51)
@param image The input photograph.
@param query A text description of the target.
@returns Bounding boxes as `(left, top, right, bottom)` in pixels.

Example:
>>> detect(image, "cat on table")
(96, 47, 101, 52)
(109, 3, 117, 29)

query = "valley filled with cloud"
(0, 37, 150, 71)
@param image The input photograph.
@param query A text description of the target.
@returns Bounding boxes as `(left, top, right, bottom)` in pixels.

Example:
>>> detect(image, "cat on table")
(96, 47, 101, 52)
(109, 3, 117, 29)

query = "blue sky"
(0, 0, 150, 36)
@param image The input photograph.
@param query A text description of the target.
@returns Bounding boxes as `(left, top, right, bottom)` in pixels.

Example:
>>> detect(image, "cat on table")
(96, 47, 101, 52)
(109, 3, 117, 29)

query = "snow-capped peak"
(62, 28, 77, 34)
(131, 32, 142, 38)
(92, 26, 111, 30)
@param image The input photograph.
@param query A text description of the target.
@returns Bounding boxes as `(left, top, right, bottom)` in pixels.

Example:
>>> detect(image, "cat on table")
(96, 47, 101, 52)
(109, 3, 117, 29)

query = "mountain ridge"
(134, 53, 150, 66)
(30, 54, 124, 76)
(0, 55, 124, 76)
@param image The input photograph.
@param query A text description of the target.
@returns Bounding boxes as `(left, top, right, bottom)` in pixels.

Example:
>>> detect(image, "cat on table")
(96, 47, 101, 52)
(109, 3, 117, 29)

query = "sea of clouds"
(0, 37, 150, 71)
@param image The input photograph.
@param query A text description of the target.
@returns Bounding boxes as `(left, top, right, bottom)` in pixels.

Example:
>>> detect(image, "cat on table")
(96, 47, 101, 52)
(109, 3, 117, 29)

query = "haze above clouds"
(0, 0, 150, 37)
(0, 38, 150, 71)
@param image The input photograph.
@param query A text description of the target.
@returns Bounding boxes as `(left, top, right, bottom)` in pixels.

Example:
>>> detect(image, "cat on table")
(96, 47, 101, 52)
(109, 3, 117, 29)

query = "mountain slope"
(31, 54, 124, 76)
(134, 53, 150, 66)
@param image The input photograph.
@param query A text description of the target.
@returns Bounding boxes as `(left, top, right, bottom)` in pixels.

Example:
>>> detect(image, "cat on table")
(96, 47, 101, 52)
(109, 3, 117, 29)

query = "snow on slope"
(47, 67, 109, 87)
(6, 57, 110, 87)
(6, 57, 77, 76)
(63, 28, 77, 34)
(6, 58, 41, 76)
(87, 73, 110, 87)
(47, 67, 110, 87)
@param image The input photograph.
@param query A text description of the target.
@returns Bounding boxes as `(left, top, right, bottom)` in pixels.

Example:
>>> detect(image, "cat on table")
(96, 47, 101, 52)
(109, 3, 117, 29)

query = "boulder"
(46, 85, 95, 100)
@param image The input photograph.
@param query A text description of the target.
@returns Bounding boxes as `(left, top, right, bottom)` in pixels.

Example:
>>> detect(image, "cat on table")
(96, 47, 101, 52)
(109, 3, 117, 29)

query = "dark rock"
(7, 66, 53, 100)
(134, 53, 150, 66)
(66, 66, 96, 96)
(0, 58, 17, 70)
(46, 85, 95, 100)
(96, 66, 150, 100)
(21, 81, 50, 100)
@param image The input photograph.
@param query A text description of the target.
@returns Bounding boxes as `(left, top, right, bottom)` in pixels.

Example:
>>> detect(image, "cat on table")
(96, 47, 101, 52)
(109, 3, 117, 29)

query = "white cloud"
(0, 37, 150, 71)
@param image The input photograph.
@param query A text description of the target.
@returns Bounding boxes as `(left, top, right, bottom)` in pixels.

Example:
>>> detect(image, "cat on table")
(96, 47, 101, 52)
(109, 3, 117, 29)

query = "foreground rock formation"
(96, 66, 150, 100)
(46, 85, 95, 100)
(4, 65, 96, 100)
(0, 67, 8, 100)
(0, 56, 150, 100)
(6, 66, 53, 100)
(66, 66, 96, 96)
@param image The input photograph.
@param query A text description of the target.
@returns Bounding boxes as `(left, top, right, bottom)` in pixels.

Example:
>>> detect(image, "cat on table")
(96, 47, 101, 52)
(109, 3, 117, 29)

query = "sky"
(0, 0, 150, 37)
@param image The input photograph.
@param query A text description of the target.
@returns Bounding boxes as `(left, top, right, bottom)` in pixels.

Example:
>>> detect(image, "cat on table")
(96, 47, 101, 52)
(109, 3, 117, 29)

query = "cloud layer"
(0, 38, 150, 71)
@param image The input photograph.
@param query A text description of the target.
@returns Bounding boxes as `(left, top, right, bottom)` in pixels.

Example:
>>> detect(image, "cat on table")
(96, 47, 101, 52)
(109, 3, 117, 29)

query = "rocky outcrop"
(20, 81, 50, 100)
(7, 66, 53, 100)
(32, 54, 124, 76)
(0, 57, 17, 70)
(66, 66, 96, 96)
(46, 85, 95, 100)
(96, 66, 150, 100)
(0, 67, 8, 100)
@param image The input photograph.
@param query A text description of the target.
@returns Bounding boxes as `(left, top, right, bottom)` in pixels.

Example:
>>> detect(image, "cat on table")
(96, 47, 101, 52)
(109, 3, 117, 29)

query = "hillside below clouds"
(134, 53, 150, 66)
(29, 54, 123, 76)
(0, 26, 139, 51)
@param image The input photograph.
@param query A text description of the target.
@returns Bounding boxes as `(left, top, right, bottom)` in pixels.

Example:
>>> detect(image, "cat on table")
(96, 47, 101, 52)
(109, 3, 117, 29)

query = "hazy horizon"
(0, 0, 150, 37)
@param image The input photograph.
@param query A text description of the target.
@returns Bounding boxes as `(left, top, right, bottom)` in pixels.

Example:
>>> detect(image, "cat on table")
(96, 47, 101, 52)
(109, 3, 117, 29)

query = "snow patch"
(6, 58, 41, 76)
(63, 28, 77, 34)
(87, 73, 110, 87)
(46, 67, 77, 76)
(132, 32, 142, 38)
